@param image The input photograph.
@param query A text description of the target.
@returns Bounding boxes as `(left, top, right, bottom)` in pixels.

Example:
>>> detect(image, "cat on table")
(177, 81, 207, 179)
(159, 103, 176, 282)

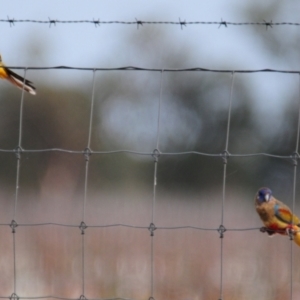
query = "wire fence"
(0, 65, 300, 300)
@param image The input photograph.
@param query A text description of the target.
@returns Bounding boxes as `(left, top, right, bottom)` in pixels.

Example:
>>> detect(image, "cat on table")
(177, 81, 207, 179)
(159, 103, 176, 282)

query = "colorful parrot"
(255, 187, 300, 246)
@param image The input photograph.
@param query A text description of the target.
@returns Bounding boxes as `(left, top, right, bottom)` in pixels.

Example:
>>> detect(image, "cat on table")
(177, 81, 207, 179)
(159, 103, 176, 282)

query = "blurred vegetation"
(0, 24, 299, 201)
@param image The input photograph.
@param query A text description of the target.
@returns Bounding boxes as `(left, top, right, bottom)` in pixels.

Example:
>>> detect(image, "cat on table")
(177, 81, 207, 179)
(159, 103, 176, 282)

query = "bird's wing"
(6, 68, 36, 95)
(274, 203, 300, 225)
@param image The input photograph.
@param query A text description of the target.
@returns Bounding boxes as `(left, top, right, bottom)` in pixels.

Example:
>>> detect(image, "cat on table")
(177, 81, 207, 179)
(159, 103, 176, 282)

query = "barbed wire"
(0, 17, 296, 29)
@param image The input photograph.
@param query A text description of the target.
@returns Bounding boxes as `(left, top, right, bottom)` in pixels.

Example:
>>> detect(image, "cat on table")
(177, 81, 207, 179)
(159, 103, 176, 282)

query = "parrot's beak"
(265, 193, 270, 202)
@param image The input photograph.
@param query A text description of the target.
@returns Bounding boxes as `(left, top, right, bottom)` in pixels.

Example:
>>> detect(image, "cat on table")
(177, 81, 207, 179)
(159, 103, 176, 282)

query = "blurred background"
(1, 0, 300, 299)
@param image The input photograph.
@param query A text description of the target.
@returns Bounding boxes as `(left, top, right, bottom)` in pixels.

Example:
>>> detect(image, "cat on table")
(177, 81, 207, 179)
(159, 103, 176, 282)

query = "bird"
(255, 187, 300, 246)
(0, 54, 36, 95)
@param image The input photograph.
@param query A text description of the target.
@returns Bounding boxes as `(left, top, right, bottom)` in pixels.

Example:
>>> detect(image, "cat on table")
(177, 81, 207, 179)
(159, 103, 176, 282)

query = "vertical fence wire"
(290, 164, 296, 300)
(219, 72, 235, 300)
(224, 72, 235, 156)
(13, 69, 27, 221)
(149, 70, 164, 299)
(83, 69, 96, 221)
(155, 71, 164, 152)
(11, 69, 29, 296)
(87, 70, 97, 150)
(152, 70, 164, 224)
(290, 73, 300, 300)
(295, 75, 300, 153)
(80, 70, 97, 296)
(81, 232, 85, 297)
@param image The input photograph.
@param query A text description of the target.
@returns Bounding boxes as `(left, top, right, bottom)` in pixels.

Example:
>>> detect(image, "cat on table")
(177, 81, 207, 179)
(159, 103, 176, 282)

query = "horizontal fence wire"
(0, 18, 298, 29)
(0, 297, 137, 300)
(0, 297, 136, 300)
(1, 222, 261, 231)
(3, 66, 300, 73)
(0, 148, 296, 158)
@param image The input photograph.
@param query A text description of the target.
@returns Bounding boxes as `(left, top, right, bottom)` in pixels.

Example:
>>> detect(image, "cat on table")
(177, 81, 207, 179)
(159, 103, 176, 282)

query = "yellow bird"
(255, 187, 300, 246)
(0, 54, 36, 95)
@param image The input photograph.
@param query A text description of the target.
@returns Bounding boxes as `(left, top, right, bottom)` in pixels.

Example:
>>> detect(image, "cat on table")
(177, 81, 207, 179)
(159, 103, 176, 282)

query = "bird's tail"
(6, 68, 36, 95)
(291, 225, 300, 247)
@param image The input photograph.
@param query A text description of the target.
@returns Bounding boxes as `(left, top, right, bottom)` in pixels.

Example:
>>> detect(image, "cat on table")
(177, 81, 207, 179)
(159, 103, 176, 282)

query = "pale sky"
(2, 0, 298, 69)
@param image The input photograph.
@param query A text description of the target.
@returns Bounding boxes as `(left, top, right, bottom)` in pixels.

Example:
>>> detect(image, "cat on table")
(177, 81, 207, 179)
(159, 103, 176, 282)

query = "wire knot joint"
(79, 221, 88, 235)
(152, 149, 161, 163)
(148, 223, 157, 236)
(220, 150, 230, 164)
(10, 220, 18, 233)
(14, 146, 23, 160)
(218, 224, 226, 238)
(83, 147, 92, 161)
(287, 228, 295, 241)
(291, 152, 299, 166)
(9, 293, 19, 300)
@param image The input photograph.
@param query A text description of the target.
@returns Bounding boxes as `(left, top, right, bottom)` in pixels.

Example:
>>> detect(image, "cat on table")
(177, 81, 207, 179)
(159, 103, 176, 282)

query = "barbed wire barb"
(178, 18, 186, 29)
(93, 18, 100, 27)
(218, 18, 228, 28)
(263, 19, 273, 30)
(135, 18, 143, 29)
(7, 15, 15, 27)
(48, 17, 57, 28)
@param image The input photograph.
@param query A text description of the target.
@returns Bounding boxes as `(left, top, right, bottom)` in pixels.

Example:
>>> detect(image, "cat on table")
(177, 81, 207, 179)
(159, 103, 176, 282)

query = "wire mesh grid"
(0, 66, 300, 300)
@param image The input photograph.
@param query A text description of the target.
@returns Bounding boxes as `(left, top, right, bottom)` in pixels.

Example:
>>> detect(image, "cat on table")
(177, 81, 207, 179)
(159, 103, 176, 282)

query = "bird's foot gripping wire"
(260, 226, 267, 233)
(286, 226, 298, 240)
(260, 227, 276, 236)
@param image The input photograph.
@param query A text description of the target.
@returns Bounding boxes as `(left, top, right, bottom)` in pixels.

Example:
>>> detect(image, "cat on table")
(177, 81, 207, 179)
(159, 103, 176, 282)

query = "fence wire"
(0, 65, 299, 300)
(1, 18, 299, 29)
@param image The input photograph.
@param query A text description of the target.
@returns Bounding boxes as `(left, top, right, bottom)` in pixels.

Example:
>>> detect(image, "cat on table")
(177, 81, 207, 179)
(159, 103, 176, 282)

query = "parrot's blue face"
(257, 187, 272, 204)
